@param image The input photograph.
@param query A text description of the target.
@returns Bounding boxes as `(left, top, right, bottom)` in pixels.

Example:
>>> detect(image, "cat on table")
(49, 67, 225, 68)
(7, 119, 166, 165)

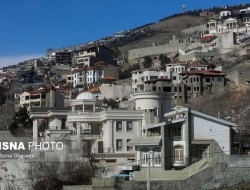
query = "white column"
(33, 119, 39, 143)
(77, 122, 81, 148)
(93, 103, 95, 112)
(82, 104, 85, 112)
(72, 105, 75, 112)
(106, 120, 113, 153)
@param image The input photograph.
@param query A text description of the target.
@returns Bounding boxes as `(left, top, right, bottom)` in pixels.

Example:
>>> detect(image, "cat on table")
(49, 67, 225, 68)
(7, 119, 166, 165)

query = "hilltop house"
(71, 63, 118, 89)
(72, 46, 115, 66)
(131, 62, 224, 103)
(19, 87, 65, 108)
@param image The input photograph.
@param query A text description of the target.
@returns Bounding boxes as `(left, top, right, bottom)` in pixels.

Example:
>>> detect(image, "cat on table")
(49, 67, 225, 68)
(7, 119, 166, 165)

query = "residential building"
(72, 64, 118, 89)
(206, 9, 250, 35)
(128, 106, 236, 170)
(66, 73, 73, 85)
(72, 46, 115, 66)
(165, 62, 209, 84)
(29, 92, 145, 175)
(55, 50, 72, 65)
(179, 69, 226, 98)
(19, 87, 65, 108)
(132, 68, 168, 93)
(131, 62, 215, 103)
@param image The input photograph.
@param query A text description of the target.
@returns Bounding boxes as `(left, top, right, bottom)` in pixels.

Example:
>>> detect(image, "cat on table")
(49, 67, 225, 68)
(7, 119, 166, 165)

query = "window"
(179, 87, 182, 92)
(61, 118, 66, 129)
(141, 150, 150, 166)
(163, 87, 171, 92)
(116, 122, 122, 132)
(199, 145, 209, 158)
(116, 139, 122, 151)
(174, 146, 184, 163)
(126, 122, 133, 131)
(206, 78, 210, 82)
(153, 149, 161, 166)
(197, 77, 199, 82)
(127, 139, 133, 151)
(217, 78, 222, 82)
(173, 127, 181, 141)
(173, 76, 177, 80)
(187, 87, 191, 91)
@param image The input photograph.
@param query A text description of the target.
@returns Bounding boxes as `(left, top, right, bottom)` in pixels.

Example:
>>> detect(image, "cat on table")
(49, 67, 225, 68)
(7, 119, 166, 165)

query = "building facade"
(128, 107, 236, 170)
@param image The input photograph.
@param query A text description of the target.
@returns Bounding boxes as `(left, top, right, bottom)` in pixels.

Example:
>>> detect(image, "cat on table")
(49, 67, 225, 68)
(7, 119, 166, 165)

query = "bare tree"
(22, 161, 91, 190)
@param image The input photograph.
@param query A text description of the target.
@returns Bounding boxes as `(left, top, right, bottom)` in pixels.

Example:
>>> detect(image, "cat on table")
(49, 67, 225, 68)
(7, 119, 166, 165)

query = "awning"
(127, 136, 161, 146)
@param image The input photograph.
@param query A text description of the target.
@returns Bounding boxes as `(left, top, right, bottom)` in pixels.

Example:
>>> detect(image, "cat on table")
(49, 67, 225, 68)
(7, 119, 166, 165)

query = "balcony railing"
(67, 111, 102, 122)
(80, 129, 102, 135)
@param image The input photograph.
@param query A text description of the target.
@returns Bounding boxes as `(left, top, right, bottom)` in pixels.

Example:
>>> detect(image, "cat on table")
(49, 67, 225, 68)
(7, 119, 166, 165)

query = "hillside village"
(1, 4, 250, 190)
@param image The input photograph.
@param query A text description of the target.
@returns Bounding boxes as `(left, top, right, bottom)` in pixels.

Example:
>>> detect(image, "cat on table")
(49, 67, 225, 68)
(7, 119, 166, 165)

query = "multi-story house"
(55, 50, 72, 65)
(29, 92, 145, 174)
(206, 8, 250, 35)
(165, 62, 209, 84)
(132, 63, 209, 93)
(72, 64, 118, 89)
(72, 46, 115, 66)
(131, 62, 213, 103)
(128, 106, 236, 172)
(19, 87, 64, 108)
(72, 67, 103, 88)
(179, 69, 225, 99)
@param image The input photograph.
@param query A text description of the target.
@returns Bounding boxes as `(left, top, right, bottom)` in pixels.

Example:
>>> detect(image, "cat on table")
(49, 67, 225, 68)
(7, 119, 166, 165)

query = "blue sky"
(0, 0, 249, 67)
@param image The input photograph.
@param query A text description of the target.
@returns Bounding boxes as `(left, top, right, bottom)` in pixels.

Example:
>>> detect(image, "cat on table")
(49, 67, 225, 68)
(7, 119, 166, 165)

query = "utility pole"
(147, 154, 151, 190)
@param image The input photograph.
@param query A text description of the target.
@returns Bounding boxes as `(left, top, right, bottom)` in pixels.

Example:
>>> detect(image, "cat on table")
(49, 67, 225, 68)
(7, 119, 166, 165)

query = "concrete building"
(206, 9, 250, 35)
(19, 87, 65, 108)
(165, 62, 209, 84)
(72, 46, 115, 66)
(128, 106, 236, 170)
(72, 64, 118, 89)
(55, 50, 73, 65)
(131, 68, 168, 93)
(29, 92, 145, 175)
(179, 69, 226, 98)
(131, 62, 214, 103)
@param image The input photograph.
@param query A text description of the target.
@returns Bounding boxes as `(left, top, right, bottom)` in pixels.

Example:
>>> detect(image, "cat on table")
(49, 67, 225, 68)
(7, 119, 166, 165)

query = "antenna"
(182, 5, 186, 13)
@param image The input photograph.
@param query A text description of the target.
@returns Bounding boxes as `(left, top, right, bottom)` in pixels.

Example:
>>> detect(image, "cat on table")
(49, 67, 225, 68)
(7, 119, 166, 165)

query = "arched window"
(174, 146, 184, 163)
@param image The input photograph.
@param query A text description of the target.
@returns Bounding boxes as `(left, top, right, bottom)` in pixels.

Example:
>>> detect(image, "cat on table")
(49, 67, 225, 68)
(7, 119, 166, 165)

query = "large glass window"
(116, 139, 122, 151)
(116, 122, 122, 132)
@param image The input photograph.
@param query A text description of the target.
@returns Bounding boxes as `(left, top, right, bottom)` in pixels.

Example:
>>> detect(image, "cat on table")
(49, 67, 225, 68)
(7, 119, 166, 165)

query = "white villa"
(128, 106, 237, 170)
(29, 92, 145, 175)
